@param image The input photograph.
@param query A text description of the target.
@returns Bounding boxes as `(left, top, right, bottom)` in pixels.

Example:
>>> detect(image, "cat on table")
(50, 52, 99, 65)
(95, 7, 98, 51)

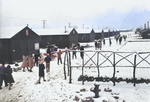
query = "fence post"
(133, 54, 137, 87)
(82, 56, 84, 85)
(97, 51, 100, 78)
(69, 51, 72, 84)
(113, 52, 116, 86)
(67, 51, 69, 76)
(63, 51, 67, 80)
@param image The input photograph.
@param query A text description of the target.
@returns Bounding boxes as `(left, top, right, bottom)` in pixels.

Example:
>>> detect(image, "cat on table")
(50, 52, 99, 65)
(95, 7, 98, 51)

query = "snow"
(33, 28, 74, 36)
(1, 31, 150, 102)
(0, 27, 25, 38)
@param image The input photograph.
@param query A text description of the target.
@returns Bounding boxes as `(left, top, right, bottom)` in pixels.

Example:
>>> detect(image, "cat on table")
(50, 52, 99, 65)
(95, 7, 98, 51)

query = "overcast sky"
(1, 0, 150, 29)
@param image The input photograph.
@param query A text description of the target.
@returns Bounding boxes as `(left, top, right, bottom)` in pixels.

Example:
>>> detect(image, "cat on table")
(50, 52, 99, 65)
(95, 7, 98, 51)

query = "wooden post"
(67, 51, 69, 76)
(82, 56, 84, 85)
(133, 54, 137, 86)
(63, 51, 67, 80)
(69, 51, 72, 84)
(97, 51, 100, 78)
(113, 52, 116, 86)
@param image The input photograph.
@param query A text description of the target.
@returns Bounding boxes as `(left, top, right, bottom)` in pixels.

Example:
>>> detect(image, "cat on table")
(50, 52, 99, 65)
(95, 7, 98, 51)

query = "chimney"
(144, 23, 146, 29)
(65, 26, 67, 33)
(27, 24, 29, 27)
(147, 21, 149, 29)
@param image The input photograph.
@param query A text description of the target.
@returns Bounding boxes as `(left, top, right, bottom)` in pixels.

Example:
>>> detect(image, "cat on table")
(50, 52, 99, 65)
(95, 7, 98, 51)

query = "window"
(73, 30, 75, 34)
(26, 29, 29, 36)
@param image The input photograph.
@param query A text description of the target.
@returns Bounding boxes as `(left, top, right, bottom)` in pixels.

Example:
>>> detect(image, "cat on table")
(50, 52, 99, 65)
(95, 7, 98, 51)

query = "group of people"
(71, 44, 85, 60)
(95, 39, 105, 50)
(38, 48, 63, 84)
(0, 62, 15, 90)
(115, 35, 127, 45)
(22, 52, 41, 72)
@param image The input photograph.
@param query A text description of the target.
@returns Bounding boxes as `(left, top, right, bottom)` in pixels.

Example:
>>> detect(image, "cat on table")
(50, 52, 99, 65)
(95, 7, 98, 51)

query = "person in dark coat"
(0, 62, 8, 89)
(119, 36, 122, 45)
(72, 46, 77, 59)
(34, 53, 41, 67)
(38, 60, 46, 84)
(109, 38, 112, 46)
(5, 65, 15, 90)
(95, 41, 97, 50)
(44, 53, 51, 73)
(103, 38, 105, 45)
(47, 48, 51, 57)
(80, 46, 84, 59)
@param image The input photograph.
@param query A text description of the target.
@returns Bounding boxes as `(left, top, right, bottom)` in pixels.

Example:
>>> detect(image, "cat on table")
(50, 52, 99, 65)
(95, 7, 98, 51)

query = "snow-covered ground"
(1, 32, 150, 102)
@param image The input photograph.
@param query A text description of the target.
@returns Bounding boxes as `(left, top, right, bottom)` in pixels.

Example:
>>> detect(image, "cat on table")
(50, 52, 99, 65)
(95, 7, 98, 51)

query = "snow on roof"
(33, 28, 73, 36)
(103, 29, 109, 32)
(93, 29, 103, 33)
(76, 29, 92, 34)
(0, 27, 25, 39)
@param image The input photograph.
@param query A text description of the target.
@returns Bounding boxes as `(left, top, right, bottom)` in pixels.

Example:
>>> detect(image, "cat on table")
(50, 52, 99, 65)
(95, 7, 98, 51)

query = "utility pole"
(82, 24, 84, 29)
(42, 20, 46, 29)
(68, 22, 71, 28)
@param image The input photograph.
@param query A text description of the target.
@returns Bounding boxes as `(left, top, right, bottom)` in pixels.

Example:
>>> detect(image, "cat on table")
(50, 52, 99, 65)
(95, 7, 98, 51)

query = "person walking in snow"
(34, 52, 41, 67)
(80, 46, 84, 59)
(119, 36, 122, 45)
(0, 62, 8, 89)
(95, 40, 97, 50)
(47, 47, 51, 57)
(5, 65, 15, 90)
(28, 54, 34, 72)
(44, 53, 51, 73)
(72, 46, 77, 59)
(22, 54, 29, 72)
(57, 50, 62, 65)
(103, 38, 105, 45)
(38, 60, 46, 84)
(109, 38, 112, 46)
(99, 41, 102, 50)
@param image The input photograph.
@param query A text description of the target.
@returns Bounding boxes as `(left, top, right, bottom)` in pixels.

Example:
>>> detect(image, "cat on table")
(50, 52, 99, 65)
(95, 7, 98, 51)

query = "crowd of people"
(94, 35, 127, 50)
(0, 35, 127, 89)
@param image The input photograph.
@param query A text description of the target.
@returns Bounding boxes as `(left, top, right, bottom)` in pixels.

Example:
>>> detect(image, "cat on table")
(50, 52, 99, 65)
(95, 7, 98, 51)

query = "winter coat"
(34, 53, 40, 62)
(44, 56, 51, 63)
(80, 46, 84, 59)
(39, 64, 45, 77)
(28, 57, 34, 68)
(57, 51, 62, 59)
(0, 65, 6, 75)
(47, 48, 51, 55)
(5, 66, 15, 83)
(21, 55, 28, 68)
(95, 41, 97, 47)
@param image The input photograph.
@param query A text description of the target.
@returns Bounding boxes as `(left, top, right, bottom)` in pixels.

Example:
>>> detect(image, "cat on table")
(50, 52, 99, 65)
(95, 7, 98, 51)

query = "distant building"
(34, 28, 78, 48)
(0, 26, 41, 63)
(141, 29, 150, 39)
(77, 29, 95, 42)
(93, 29, 103, 40)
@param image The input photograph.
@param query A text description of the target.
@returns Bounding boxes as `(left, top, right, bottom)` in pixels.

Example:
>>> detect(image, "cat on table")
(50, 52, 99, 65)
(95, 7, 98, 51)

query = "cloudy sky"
(1, 0, 150, 29)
